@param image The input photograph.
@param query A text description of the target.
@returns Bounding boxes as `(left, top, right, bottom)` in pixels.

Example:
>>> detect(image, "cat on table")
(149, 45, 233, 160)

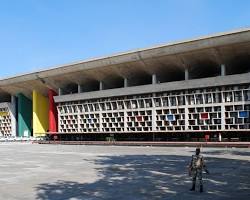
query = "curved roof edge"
(1, 27, 250, 84)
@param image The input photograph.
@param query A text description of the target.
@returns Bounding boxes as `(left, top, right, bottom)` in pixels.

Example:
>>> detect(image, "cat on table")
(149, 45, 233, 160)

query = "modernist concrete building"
(0, 28, 250, 141)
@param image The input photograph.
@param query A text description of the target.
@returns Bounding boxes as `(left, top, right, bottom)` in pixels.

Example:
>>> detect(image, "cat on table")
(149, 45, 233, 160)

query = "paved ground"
(0, 143, 249, 200)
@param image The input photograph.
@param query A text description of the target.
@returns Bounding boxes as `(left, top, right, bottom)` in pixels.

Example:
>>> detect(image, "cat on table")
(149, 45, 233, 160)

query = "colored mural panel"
(48, 89, 58, 133)
(238, 111, 249, 118)
(136, 116, 143, 122)
(165, 114, 175, 121)
(200, 113, 209, 120)
(33, 91, 49, 137)
(17, 93, 32, 137)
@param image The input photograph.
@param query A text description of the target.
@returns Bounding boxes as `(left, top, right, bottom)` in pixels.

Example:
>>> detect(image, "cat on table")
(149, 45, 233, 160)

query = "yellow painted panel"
(33, 90, 49, 137)
(0, 111, 8, 116)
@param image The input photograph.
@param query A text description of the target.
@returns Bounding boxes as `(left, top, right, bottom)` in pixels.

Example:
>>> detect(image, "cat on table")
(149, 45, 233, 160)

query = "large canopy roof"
(1, 28, 250, 99)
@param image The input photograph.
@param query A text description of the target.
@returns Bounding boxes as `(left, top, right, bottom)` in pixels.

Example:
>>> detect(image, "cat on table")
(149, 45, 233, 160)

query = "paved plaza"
(0, 143, 249, 200)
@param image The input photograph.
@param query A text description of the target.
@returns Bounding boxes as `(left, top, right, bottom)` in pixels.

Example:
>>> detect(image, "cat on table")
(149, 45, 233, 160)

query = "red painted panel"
(200, 113, 209, 120)
(48, 89, 58, 133)
(136, 116, 143, 122)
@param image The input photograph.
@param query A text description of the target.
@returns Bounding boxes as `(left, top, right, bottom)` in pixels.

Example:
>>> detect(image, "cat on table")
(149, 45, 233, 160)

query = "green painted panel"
(17, 93, 32, 137)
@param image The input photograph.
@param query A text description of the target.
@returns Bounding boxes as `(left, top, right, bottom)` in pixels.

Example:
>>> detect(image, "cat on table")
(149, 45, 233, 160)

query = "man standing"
(189, 147, 209, 192)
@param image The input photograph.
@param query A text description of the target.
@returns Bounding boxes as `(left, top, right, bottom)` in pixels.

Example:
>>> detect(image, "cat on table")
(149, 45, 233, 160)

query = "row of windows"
(58, 88, 250, 113)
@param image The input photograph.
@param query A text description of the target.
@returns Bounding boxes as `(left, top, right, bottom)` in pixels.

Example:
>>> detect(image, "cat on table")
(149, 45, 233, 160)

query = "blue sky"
(0, 0, 250, 78)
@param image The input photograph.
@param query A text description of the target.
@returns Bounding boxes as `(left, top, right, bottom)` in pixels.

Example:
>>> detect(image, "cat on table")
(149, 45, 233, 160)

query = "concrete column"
(221, 64, 226, 76)
(124, 110, 128, 132)
(78, 85, 81, 93)
(152, 107, 157, 131)
(185, 68, 189, 80)
(221, 104, 226, 130)
(99, 81, 104, 91)
(99, 110, 103, 132)
(185, 107, 189, 130)
(124, 78, 128, 87)
(219, 133, 222, 142)
(10, 95, 17, 137)
(58, 88, 62, 96)
(11, 95, 16, 104)
(77, 113, 81, 133)
(152, 74, 157, 84)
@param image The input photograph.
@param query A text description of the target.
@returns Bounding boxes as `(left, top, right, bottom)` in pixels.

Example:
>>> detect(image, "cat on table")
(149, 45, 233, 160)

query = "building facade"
(0, 29, 250, 141)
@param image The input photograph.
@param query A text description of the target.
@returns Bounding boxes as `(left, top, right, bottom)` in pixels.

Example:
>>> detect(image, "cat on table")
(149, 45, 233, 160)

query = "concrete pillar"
(99, 81, 104, 91)
(58, 88, 62, 96)
(78, 85, 81, 93)
(221, 64, 226, 76)
(152, 74, 157, 84)
(11, 95, 16, 104)
(124, 110, 128, 132)
(221, 104, 226, 130)
(219, 133, 222, 142)
(124, 78, 128, 87)
(152, 107, 157, 131)
(99, 111, 103, 132)
(10, 95, 17, 137)
(185, 107, 189, 130)
(185, 68, 189, 80)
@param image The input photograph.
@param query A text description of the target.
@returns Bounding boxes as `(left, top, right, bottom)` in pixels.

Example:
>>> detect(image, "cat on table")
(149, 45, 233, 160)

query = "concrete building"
(0, 28, 250, 141)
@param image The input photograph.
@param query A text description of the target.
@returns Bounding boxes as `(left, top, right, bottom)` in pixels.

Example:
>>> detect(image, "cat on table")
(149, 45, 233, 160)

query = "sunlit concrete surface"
(0, 143, 249, 200)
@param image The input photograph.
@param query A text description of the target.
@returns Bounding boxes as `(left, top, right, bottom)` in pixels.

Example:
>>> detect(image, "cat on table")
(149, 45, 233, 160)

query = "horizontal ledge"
(54, 72, 250, 103)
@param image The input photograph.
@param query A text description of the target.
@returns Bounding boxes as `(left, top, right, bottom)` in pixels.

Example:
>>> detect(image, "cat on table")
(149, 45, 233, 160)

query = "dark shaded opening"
(62, 84, 78, 95)
(226, 55, 250, 75)
(0, 94, 11, 103)
(102, 77, 124, 90)
(157, 69, 185, 83)
(189, 61, 220, 79)
(80, 80, 99, 92)
(127, 73, 152, 87)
